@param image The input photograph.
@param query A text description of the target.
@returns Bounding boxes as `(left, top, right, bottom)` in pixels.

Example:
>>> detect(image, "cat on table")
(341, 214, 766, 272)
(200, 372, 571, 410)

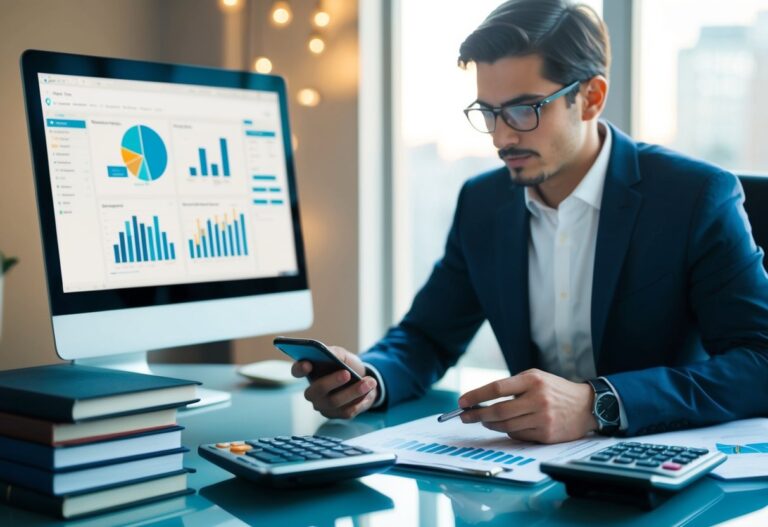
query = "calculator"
(540, 441, 727, 509)
(199, 435, 397, 488)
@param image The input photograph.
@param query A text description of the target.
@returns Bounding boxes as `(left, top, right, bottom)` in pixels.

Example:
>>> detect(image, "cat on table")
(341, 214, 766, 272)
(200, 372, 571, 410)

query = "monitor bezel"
(20, 49, 309, 317)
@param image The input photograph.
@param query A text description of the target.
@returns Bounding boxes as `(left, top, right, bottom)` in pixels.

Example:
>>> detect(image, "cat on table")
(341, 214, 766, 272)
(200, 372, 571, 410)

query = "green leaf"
(0, 252, 18, 275)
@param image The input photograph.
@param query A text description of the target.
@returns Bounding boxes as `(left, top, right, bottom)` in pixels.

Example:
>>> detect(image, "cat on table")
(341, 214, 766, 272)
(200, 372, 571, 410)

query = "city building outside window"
(635, 0, 768, 173)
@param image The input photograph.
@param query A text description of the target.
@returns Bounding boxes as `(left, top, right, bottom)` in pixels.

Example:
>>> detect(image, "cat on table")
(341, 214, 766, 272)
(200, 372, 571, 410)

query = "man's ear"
(581, 75, 608, 121)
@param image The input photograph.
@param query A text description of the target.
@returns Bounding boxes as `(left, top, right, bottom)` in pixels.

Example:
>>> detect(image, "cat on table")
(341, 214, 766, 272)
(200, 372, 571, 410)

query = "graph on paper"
(347, 414, 612, 484)
(716, 442, 768, 455)
(384, 438, 538, 467)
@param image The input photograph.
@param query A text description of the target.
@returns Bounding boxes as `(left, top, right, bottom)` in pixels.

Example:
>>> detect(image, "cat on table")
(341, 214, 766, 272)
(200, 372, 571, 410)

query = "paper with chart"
(633, 418, 768, 480)
(346, 414, 614, 483)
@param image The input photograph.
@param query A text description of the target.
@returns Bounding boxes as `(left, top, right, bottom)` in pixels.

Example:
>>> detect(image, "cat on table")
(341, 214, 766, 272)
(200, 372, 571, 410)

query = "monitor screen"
(39, 73, 298, 294)
(21, 51, 312, 362)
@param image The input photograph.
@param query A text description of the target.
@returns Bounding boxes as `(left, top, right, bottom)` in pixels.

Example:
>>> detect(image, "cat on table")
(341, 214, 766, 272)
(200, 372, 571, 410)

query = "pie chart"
(120, 125, 168, 182)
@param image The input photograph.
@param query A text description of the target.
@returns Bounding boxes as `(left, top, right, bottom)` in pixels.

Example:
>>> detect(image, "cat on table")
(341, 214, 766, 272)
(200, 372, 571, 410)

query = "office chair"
(738, 174, 768, 271)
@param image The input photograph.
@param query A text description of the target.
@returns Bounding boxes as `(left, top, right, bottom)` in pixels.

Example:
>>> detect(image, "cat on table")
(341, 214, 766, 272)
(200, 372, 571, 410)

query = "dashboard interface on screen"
(37, 73, 299, 294)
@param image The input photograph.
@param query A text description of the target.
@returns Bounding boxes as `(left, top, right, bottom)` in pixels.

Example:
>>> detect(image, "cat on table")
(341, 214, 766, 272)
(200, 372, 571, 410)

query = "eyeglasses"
(463, 80, 581, 133)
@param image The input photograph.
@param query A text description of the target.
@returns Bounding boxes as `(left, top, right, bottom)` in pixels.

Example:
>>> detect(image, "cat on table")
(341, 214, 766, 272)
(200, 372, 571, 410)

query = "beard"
(498, 145, 551, 186)
(508, 167, 551, 187)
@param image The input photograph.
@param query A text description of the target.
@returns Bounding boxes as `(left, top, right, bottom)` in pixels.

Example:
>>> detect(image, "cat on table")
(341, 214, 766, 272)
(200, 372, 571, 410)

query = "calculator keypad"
(578, 442, 710, 476)
(213, 435, 373, 465)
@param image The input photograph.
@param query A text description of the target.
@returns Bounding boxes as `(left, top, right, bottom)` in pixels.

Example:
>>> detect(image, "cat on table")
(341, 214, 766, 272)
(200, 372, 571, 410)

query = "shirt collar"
(524, 122, 612, 215)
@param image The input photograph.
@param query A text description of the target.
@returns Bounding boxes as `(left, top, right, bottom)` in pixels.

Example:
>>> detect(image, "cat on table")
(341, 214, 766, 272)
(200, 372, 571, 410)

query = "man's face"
(475, 55, 586, 187)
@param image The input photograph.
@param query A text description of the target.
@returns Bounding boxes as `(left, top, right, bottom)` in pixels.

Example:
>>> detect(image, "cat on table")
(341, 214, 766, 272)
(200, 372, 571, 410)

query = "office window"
(394, 1, 603, 368)
(635, 0, 768, 172)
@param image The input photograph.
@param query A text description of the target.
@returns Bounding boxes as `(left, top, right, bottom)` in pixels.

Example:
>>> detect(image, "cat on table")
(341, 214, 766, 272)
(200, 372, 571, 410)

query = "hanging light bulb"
(219, 0, 243, 12)
(270, 1, 293, 27)
(297, 88, 321, 107)
(312, 2, 331, 28)
(308, 34, 326, 55)
(253, 57, 273, 74)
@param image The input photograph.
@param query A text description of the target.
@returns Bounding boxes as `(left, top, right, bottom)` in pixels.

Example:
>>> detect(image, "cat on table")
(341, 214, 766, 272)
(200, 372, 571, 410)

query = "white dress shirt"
(525, 123, 627, 428)
(526, 124, 611, 382)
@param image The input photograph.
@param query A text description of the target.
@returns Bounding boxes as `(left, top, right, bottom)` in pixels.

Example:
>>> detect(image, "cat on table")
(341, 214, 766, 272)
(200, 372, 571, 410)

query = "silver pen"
(437, 404, 484, 423)
(426, 462, 508, 477)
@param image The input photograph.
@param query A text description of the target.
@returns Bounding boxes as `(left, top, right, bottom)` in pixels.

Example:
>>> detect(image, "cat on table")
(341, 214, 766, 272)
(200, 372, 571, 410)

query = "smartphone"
(273, 337, 363, 388)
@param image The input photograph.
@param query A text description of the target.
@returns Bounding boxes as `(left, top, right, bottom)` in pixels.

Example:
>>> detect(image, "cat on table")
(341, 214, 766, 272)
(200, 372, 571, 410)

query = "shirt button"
(560, 292, 568, 300)
(559, 233, 568, 245)
(562, 344, 572, 354)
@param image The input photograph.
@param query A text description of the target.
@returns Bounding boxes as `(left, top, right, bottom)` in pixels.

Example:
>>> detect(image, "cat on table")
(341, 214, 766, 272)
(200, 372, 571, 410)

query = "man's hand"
(290, 346, 378, 419)
(458, 369, 597, 444)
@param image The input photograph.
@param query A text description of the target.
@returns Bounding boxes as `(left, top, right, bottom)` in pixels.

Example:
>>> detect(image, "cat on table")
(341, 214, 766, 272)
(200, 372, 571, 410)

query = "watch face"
(595, 392, 620, 424)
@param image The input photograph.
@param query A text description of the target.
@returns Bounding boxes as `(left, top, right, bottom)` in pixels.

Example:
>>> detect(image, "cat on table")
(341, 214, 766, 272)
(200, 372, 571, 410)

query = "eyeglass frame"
(463, 80, 582, 133)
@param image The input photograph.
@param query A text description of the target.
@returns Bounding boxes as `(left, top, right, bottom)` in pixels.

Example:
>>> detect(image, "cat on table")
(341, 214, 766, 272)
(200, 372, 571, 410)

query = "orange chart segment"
(125, 156, 144, 175)
(121, 147, 144, 176)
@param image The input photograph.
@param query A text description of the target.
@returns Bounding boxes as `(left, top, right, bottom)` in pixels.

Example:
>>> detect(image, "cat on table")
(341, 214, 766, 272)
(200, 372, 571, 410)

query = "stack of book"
(0, 363, 200, 519)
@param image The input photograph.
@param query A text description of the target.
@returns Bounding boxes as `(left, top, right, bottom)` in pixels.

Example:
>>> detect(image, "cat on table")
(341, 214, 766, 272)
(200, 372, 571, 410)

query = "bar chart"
(188, 211, 248, 260)
(113, 215, 176, 264)
(346, 413, 608, 484)
(189, 138, 231, 177)
(383, 438, 537, 467)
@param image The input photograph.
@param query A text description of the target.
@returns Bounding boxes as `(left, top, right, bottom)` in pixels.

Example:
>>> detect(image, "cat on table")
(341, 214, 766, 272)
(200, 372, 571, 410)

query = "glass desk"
(0, 364, 766, 526)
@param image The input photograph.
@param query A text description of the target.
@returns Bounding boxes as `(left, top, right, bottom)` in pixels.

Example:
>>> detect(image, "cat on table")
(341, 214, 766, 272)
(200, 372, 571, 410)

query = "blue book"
(0, 469, 193, 519)
(0, 425, 184, 470)
(0, 447, 189, 495)
(0, 364, 200, 422)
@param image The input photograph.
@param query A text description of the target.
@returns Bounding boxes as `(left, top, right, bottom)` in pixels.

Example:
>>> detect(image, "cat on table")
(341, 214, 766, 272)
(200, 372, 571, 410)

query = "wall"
(0, 0, 360, 369)
(232, 0, 361, 363)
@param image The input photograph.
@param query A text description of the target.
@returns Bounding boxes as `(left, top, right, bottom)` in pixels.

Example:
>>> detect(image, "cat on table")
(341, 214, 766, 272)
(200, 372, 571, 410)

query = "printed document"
(347, 414, 613, 483)
(633, 418, 768, 480)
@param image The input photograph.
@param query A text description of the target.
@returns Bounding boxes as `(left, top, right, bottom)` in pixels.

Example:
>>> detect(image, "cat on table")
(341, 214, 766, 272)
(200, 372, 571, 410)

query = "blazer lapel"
(494, 186, 534, 373)
(592, 124, 643, 364)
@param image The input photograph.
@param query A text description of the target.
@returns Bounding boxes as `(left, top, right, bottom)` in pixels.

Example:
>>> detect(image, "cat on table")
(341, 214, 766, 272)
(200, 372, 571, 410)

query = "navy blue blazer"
(362, 123, 768, 436)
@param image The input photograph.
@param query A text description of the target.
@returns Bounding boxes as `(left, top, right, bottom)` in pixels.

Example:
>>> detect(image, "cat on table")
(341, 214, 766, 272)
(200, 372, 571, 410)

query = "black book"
(0, 364, 200, 422)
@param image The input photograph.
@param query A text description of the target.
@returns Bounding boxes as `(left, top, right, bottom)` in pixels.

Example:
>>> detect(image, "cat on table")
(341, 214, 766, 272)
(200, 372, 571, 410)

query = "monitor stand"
(76, 351, 231, 409)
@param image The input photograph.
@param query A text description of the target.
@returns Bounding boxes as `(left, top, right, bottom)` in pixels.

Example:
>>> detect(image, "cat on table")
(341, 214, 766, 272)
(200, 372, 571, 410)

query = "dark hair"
(458, 0, 610, 89)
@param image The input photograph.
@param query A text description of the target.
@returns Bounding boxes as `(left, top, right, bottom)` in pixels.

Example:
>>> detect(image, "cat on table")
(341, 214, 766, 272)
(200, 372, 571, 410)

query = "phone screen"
(273, 337, 363, 383)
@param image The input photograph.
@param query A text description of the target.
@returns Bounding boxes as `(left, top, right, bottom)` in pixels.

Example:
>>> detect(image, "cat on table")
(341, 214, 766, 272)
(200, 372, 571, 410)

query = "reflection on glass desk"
(200, 478, 394, 527)
(0, 364, 766, 526)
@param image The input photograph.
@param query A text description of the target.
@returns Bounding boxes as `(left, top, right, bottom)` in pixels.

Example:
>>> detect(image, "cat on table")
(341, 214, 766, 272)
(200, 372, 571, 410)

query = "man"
(293, 0, 768, 443)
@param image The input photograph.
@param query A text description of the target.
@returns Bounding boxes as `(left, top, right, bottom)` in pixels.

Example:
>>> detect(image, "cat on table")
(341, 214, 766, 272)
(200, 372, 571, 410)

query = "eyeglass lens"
(467, 105, 538, 133)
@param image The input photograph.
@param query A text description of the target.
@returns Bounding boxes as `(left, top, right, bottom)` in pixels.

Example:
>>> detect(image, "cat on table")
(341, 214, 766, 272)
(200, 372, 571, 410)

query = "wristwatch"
(587, 378, 620, 434)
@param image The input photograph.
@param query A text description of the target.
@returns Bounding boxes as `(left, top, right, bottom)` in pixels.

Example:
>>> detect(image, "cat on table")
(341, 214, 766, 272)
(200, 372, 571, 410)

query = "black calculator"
(540, 441, 727, 509)
(199, 435, 396, 488)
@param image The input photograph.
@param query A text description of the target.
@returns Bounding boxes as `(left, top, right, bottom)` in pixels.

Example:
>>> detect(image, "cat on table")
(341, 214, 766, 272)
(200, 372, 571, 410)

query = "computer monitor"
(20, 50, 313, 406)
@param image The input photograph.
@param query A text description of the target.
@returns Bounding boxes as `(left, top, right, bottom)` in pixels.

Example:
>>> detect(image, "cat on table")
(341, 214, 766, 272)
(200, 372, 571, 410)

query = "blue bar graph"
(188, 211, 248, 260)
(385, 438, 536, 467)
(113, 216, 176, 264)
(189, 138, 231, 177)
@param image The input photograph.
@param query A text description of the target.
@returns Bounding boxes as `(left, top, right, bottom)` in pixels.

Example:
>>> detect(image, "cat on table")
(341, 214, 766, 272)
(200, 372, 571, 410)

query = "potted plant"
(0, 252, 18, 341)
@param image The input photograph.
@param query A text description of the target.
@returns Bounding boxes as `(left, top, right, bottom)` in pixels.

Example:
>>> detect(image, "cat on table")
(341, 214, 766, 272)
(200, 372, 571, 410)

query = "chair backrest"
(738, 175, 768, 270)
